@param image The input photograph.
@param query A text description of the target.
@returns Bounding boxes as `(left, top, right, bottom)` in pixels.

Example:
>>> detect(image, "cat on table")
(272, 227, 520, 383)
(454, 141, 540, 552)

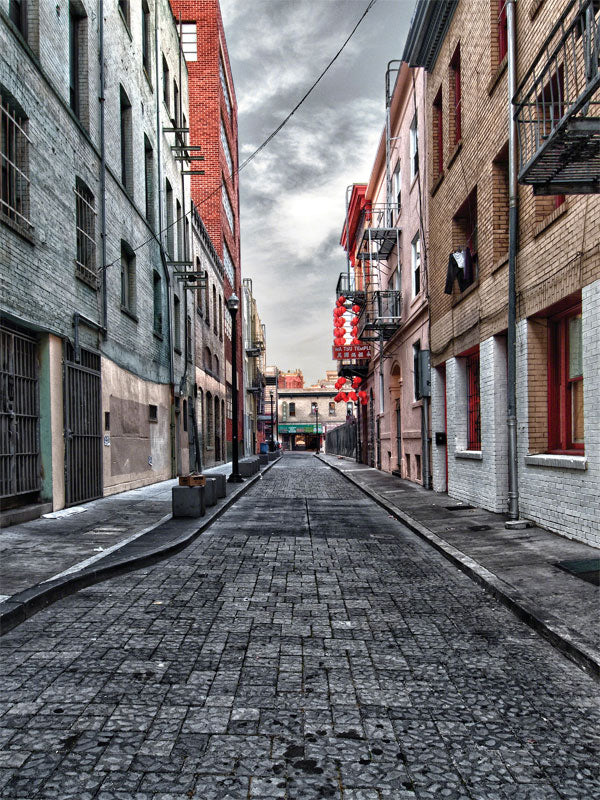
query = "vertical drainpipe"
(507, 0, 520, 519)
(99, 0, 107, 336)
(154, 0, 175, 476)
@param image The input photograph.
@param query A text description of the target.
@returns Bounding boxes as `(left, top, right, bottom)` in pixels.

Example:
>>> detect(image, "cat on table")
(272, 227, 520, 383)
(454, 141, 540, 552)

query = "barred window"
(466, 350, 481, 451)
(120, 240, 136, 314)
(75, 178, 96, 287)
(223, 241, 235, 285)
(181, 22, 197, 61)
(1, 94, 31, 230)
(220, 57, 232, 119)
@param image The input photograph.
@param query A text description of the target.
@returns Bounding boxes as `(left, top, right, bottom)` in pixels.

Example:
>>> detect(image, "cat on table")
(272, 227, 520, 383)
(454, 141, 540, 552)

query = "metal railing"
(514, 0, 600, 192)
(325, 420, 357, 458)
(358, 290, 402, 339)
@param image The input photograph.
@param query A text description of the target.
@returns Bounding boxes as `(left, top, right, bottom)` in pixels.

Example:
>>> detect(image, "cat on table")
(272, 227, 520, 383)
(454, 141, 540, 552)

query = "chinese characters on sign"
(332, 345, 372, 360)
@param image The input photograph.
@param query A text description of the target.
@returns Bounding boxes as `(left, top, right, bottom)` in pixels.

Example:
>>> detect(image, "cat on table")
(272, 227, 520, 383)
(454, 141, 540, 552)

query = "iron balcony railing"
(335, 272, 365, 303)
(514, 0, 600, 194)
(248, 368, 265, 392)
(245, 338, 264, 357)
(359, 204, 400, 262)
(358, 290, 402, 340)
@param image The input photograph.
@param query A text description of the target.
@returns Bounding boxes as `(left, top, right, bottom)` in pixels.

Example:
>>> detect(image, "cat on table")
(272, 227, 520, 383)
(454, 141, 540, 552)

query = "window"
(329, 402, 336, 416)
(142, 1, 151, 76)
(466, 350, 481, 450)
(173, 79, 179, 126)
(183, 399, 188, 431)
(165, 179, 173, 257)
(223, 241, 235, 284)
(118, 0, 130, 28)
(450, 45, 462, 146)
(205, 280, 210, 326)
(346, 402, 353, 417)
(226, 384, 233, 419)
(219, 295, 223, 340)
(1, 93, 31, 229)
(148, 404, 158, 422)
(212, 285, 217, 334)
(220, 56, 232, 118)
(186, 315, 192, 362)
(492, 145, 509, 261)
(9, 0, 27, 37)
(120, 240, 136, 314)
(410, 114, 419, 179)
(74, 178, 96, 287)
(220, 118, 234, 176)
(176, 198, 183, 259)
(213, 354, 219, 378)
(433, 88, 443, 180)
(173, 294, 181, 351)
(311, 401, 318, 415)
(153, 270, 162, 334)
(162, 55, 170, 110)
(120, 86, 133, 193)
(497, 0, 508, 65)
(69, 4, 88, 125)
(548, 307, 584, 452)
(393, 160, 401, 212)
(454, 187, 478, 260)
(204, 346, 212, 372)
(413, 341, 421, 401)
(222, 181, 234, 232)
(411, 234, 421, 298)
(144, 135, 154, 225)
(196, 258, 203, 315)
(181, 22, 197, 61)
(289, 402, 296, 417)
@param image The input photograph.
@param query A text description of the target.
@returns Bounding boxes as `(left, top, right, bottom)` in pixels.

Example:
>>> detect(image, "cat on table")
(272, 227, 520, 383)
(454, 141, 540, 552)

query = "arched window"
(203, 346, 211, 372)
(213, 354, 219, 378)
(206, 391, 213, 448)
(212, 285, 217, 334)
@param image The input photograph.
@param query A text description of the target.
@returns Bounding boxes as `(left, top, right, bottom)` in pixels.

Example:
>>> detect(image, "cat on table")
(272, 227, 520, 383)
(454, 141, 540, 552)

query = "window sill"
(455, 450, 483, 460)
(153, 330, 163, 341)
(120, 305, 138, 323)
(411, 399, 423, 409)
(491, 253, 509, 276)
(487, 54, 508, 96)
(410, 172, 419, 192)
(525, 453, 587, 470)
(410, 292, 425, 309)
(533, 201, 568, 238)
(529, 0, 545, 20)
(430, 171, 445, 197)
(0, 210, 35, 244)
(447, 139, 462, 170)
(174, 346, 182, 355)
(118, 7, 133, 40)
(451, 279, 479, 307)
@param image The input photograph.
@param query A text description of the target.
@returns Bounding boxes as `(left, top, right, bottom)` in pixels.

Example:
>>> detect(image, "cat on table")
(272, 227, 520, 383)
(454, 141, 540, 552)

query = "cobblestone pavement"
(1, 454, 598, 800)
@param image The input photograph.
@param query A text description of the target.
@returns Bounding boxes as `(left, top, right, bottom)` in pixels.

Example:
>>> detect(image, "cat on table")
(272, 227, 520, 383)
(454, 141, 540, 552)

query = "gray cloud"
(221, 0, 416, 383)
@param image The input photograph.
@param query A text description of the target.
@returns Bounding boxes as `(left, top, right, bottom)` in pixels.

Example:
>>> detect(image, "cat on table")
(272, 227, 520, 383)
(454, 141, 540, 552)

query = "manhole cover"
(469, 525, 491, 532)
(555, 558, 600, 586)
(446, 505, 476, 511)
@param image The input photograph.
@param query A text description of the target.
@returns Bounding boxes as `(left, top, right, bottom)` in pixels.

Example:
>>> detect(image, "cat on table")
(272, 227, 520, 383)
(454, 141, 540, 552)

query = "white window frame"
(411, 233, 421, 298)
(410, 114, 419, 179)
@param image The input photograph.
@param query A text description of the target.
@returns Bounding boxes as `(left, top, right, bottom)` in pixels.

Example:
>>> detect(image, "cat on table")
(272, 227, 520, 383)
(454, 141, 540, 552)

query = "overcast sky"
(220, 0, 417, 385)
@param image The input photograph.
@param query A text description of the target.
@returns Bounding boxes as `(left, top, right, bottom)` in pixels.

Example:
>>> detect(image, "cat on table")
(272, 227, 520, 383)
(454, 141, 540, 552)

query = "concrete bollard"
(238, 458, 259, 477)
(172, 486, 206, 518)
(204, 477, 218, 507)
(259, 453, 269, 466)
(212, 473, 227, 498)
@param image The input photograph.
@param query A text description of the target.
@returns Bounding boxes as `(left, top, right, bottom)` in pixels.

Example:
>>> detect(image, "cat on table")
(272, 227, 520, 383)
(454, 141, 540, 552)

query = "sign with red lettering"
(332, 345, 371, 360)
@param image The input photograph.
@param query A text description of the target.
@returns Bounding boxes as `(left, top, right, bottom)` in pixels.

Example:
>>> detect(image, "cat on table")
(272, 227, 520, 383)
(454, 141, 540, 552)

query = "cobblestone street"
(1, 454, 598, 800)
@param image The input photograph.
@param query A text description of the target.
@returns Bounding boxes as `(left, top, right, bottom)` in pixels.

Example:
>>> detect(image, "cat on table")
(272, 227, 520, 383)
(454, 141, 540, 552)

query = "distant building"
(278, 369, 304, 389)
(242, 278, 266, 455)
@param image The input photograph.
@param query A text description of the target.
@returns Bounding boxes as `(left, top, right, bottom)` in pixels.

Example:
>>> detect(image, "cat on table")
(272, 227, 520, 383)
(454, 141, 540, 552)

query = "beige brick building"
(404, 0, 600, 543)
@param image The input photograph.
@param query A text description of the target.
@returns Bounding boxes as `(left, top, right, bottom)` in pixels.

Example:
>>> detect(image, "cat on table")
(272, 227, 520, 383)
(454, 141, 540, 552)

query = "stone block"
(204, 478, 218, 506)
(239, 458, 259, 477)
(259, 453, 269, 466)
(211, 473, 227, 498)
(172, 486, 205, 518)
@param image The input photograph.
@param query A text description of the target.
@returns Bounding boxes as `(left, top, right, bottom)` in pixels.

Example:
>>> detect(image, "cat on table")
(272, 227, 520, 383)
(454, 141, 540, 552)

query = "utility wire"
(99, 0, 379, 275)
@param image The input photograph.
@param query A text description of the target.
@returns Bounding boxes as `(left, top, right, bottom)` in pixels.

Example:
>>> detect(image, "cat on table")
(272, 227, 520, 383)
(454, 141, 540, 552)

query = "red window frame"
(466, 349, 481, 451)
(498, 0, 508, 63)
(547, 305, 584, 453)
(451, 45, 461, 145)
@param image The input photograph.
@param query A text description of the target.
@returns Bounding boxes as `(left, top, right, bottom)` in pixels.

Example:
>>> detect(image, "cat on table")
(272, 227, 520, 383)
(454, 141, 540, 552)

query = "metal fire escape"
(514, 0, 600, 194)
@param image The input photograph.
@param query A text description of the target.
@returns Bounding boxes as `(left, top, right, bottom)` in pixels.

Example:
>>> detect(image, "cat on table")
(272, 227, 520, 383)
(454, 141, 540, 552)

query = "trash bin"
(260, 442, 269, 454)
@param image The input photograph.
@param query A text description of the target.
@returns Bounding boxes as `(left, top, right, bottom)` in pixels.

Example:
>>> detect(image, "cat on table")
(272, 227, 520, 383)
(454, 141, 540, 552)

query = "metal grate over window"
(1, 96, 31, 229)
(466, 351, 481, 451)
(75, 179, 97, 287)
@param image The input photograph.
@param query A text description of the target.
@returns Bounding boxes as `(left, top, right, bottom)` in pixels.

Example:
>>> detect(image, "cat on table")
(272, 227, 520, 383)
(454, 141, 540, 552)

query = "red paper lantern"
(349, 391, 358, 402)
(361, 398, 368, 406)
(352, 304, 361, 313)
(351, 326, 358, 336)
(351, 316, 359, 326)
(337, 295, 346, 305)
(351, 338, 360, 345)
(352, 377, 362, 388)
(340, 392, 349, 402)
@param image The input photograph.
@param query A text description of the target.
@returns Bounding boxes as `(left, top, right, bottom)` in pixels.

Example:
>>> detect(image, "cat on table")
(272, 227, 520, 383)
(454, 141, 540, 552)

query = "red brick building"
(168, 0, 243, 455)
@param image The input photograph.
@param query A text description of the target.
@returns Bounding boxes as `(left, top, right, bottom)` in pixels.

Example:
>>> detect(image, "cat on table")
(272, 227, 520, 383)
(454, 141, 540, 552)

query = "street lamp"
(269, 390, 274, 451)
(315, 406, 319, 453)
(226, 293, 243, 483)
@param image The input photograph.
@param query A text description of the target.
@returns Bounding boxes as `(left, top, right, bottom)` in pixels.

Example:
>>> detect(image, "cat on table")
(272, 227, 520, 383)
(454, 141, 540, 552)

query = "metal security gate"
(64, 343, 102, 506)
(0, 324, 41, 501)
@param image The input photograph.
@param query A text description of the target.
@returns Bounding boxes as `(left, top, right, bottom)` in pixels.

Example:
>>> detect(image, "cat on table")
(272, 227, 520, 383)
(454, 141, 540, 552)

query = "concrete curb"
(0, 456, 282, 637)
(318, 455, 599, 682)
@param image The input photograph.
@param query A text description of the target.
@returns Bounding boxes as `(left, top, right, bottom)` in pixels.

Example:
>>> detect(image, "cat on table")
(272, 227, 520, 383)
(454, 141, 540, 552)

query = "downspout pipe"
(344, 185, 352, 291)
(99, 0, 107, 336)
(507, 0, 519, 520)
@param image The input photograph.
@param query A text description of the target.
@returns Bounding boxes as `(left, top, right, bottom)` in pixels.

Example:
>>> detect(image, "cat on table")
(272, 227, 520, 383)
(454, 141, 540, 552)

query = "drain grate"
(469, 525, 491, 532)
(555, 558, 600, 586)
(445, 505, 476, 511)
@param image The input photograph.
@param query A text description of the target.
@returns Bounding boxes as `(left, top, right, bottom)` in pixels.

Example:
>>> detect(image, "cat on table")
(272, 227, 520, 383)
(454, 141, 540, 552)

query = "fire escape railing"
(514, 0, 600, 194)
(357, 290, 402, 341)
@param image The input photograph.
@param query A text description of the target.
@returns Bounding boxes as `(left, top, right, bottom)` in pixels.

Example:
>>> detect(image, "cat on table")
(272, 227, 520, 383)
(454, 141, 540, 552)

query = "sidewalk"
(318, 453, 600, 680)
(0, 457, 281, 634)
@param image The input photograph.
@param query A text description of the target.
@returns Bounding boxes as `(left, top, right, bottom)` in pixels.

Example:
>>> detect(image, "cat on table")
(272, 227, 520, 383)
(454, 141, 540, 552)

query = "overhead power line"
(100, 0, 379, 274)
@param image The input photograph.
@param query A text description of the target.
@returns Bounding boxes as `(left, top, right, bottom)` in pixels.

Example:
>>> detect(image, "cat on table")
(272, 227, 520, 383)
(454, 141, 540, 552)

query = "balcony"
(336, 272, 366, 304)
(248, 368, 265, 393)
(514, 0, 600, 194)
(358, 290, 402, 341)
(245, 338, 264, 358)
(358, 204, 400, 262)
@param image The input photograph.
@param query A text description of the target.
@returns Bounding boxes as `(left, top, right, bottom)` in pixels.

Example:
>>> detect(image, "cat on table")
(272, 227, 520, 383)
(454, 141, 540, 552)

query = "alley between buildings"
(0, 454, 598, 800)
